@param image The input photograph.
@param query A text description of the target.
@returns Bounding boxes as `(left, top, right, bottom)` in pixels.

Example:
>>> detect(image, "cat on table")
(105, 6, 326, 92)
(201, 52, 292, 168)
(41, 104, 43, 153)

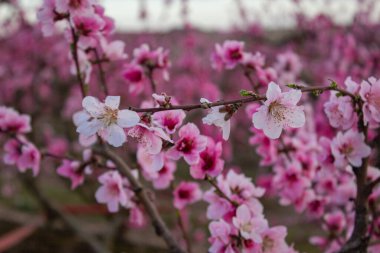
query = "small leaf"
(329, 80, 338, 89)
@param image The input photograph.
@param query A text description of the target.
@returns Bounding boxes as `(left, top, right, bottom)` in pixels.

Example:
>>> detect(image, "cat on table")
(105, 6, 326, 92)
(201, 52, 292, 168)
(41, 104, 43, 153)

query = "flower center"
(229, 48, 242, 60)
(69, 0, 83, 8)
(268, 102, 286, 122)
(262, 236, 275, 251)
(100, 106, 119, 126)
(107, 182, 120, 196)
(177, 138, 194, 153)
(241, 223, 252, 233)
(178, 189, 191, 199)
(340, 143, 353, 155)
(370, 93, 380, 110)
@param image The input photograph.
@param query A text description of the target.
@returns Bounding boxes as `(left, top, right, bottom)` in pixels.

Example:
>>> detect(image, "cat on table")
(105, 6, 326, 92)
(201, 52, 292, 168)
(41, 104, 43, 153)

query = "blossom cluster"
(248, 76, 380, 252)
(38, 0, 127, 84)
(1, 107, 40, 176)
(0, 0, 379, 252)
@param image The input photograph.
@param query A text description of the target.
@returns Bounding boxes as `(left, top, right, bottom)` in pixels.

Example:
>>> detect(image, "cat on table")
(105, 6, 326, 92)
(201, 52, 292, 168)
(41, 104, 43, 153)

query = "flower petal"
(105, 96, 120, 109)
(282, 89, 302, 105)
(117, 110, 140, 128)
(105, 125, 126, 147)
(82, 96, 102, 116)
(286, 107, 305, 128)
(77, 119, 102, 137)
(73, 110, 90, 126)
(266, 82, 282, 102)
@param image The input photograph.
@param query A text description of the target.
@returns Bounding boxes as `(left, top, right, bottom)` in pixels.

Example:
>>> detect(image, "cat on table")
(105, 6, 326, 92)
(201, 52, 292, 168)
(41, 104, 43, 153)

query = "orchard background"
(0, 0, 380, 253)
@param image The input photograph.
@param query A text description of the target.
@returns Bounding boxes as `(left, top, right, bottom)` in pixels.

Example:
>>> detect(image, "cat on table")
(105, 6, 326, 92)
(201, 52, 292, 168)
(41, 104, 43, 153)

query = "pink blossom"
(0, 106, 31, 134)
(274, 51, 302, 83)
(345, 76, 360, 94)
(360, 77, 380, 125)
(324, 92, 355, 129)
(204, 190, 234, 220)
(252, 82, 305, 139)
(151, 159, 176, 190)
(72, 12, 105, 48)
(74, 96, 140, 147)
(95, 170, 135, 213)
(224, 170, 265, 206)
(173, 181, 202, 209)
(55, 0, 95, 14)
(249, 127, 279, 166)
(92, 4, 115, 35)
(3, 139, 41, 176)
(128, 123, 172, 154)
(57, 159, 85, 189)
(323, 210, 346, 234)
(211, 40, 245, 70)
(128, 207, 146, 228)
(69, 49, 92, 84)
(242, 52, 265, 70)
(133, 44, 171, 75)
(137, 148, 165, 176)
(259, 226, 289, 253)
(256, 67, 278, 86)
(152, 110, 186, 135)
(166, 123, 208, 165)
(209, 220, 238, 253)
(318, 136, 336, 169)
(306, 195, 327, 218)
(37, 0, 67, 37)
(100, 38, 127, 61)
(190, 137, 224, 179)
(122, 63, 145, 95)
(273, 162, 311, 206)
(331, 129, 371, 168)
(232, 204, 268, 242)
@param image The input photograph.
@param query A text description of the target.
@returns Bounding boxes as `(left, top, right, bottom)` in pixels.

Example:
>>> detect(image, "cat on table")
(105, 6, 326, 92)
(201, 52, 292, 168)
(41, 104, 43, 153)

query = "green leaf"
(240, 89, 254, 97)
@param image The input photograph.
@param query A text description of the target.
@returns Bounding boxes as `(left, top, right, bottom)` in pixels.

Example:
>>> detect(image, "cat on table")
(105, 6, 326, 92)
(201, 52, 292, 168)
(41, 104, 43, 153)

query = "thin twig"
(126, 84, 358, 114)
(19, 174, 111, 253)
(92, 48, 109, 95)
(339, 106, 370, 253)
(68, 20, 87, 97)
(147, 68, 157, 93)
(176, 210, 192, 253)
(129, 95, 265, 113)
(205, 175, 238, 207)
(94, 146, 186, 253)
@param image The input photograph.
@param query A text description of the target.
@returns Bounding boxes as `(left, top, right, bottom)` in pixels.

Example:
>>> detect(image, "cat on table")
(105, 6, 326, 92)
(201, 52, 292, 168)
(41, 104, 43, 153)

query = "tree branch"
(19, 174, 111, 253)
(94, 145, 186, 253)
(92, 48, 109, 96)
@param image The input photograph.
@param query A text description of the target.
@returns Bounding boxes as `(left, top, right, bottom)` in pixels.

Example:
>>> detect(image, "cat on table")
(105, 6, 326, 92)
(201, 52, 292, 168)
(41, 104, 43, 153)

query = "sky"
(15, 0, 370, 32)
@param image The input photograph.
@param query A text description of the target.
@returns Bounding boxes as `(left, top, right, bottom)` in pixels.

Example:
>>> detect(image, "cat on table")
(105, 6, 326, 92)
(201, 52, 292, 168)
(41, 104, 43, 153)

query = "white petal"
(264, 117, 283, 139)
(348, 156, 362, 167)
(73, 110, 90, 126)
(252, 107, 268, 130)
(77, 120, 102, 137)
(105, 96, 120, 109)
(117, 110, 140, 128)
(82, 96, 102, 116)
(282, 89, 302, 105)
(286, 107, 305, 128)
(105, 125, 126, 147)
(222, 121, 231, 140)
(236, 205, 251, 222)
(266, 82, 282, 101)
